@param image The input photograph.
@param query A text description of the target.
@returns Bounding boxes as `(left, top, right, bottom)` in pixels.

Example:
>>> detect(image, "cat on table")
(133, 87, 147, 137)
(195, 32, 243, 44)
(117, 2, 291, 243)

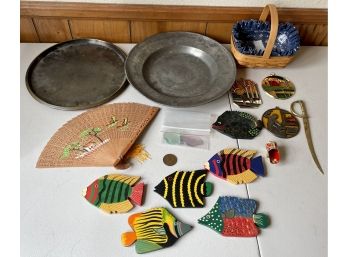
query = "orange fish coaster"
(121, 207, 193, 254)
(83, 174, 145, 214)
(204, 148, 265, 184)
(198, 196, 270, 237)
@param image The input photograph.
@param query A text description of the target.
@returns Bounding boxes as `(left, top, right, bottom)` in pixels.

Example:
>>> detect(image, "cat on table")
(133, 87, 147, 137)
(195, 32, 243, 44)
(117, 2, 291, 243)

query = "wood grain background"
(20, 1, 328, 45)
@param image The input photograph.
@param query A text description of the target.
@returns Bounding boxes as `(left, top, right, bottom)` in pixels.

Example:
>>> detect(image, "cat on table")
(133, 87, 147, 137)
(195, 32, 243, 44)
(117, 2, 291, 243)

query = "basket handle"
(259, 4, 279, 58)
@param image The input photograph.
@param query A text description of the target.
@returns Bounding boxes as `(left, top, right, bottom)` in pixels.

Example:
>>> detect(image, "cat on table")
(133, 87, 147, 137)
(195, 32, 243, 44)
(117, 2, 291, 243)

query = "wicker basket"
(231, 4, 296, 68)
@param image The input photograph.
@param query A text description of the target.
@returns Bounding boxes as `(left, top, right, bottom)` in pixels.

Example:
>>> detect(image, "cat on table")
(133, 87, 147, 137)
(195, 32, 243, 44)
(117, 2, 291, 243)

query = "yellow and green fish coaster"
(83, 173, 145, 214)
(121, 207, 193, 254)
(154, 170, 213, 208)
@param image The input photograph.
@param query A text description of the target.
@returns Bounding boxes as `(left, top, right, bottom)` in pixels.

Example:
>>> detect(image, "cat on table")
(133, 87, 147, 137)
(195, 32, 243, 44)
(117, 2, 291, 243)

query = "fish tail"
(250, 156, 265, 176)
(121, 231, 137, 246)
(204, 182, 213, 197)
(129, 182, 145, 206)
(253, 213, 270, 228)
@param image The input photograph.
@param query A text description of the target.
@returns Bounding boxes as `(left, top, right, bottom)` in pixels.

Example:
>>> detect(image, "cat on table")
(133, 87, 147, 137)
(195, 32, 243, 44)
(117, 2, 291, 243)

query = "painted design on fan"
(61, 116, 130, 159)
(107, 116, 130, 130)
(75, 139, 110, 159)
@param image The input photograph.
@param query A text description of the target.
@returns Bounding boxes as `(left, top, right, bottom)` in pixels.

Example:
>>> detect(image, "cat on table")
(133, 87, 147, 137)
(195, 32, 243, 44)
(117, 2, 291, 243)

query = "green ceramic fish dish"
(212, 111, 263, 139)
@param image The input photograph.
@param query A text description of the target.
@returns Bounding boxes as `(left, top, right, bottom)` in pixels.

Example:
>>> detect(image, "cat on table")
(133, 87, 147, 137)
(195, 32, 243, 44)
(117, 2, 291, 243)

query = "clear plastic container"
(161, 110, 212, 149)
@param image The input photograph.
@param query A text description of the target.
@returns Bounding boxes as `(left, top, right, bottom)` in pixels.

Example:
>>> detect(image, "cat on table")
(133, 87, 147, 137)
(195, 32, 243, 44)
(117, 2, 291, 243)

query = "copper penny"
(163, 154, 177, 166)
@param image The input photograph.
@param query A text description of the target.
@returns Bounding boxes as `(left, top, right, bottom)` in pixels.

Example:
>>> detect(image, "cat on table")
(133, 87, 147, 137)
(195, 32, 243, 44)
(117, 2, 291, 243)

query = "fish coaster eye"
(262, 74, 295, 100)
(262, 107, 300, 138)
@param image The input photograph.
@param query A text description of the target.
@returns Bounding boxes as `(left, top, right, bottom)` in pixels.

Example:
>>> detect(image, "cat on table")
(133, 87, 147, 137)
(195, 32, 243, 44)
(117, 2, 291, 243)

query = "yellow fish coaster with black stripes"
(121, 207, 193, 254)
(154, 170, 213, 208)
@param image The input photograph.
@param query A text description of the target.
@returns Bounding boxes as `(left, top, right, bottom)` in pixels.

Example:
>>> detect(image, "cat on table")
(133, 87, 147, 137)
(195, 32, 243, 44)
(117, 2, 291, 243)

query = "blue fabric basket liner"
(232, 19, 300, 56)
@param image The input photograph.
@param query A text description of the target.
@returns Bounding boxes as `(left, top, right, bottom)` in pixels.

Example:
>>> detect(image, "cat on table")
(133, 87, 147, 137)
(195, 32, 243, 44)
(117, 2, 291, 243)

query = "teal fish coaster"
(198, 196, 270, 237)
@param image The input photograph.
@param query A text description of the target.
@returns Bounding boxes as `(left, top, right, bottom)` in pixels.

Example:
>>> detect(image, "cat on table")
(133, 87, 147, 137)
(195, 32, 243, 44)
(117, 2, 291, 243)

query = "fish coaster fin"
(240, 149, 257, 158)
(204, 182, 213, 197)
(128, 213, 142, 229)
(253, 213, 270, 228)
(250, 156, 265, 176)
(106, 174, 140, 186)
(135, 240, 162, 254)
(99, 200, 134, 214)
(121, 232, 137, 246)
(129, 182, 145, 206)
(222, 148, 256, 157)
(222, 148, 239, 155)
(227, 170, 258, 184)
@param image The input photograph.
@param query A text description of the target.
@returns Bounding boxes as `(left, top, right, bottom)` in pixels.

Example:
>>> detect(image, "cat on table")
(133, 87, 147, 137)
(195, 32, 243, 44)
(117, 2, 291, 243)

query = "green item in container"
(163, 132, 181, 145)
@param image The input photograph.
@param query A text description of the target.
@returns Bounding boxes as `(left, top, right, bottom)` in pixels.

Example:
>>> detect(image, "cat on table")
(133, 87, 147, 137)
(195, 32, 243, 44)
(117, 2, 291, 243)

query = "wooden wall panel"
(295, 24, 328, 46)
(20, 2, 327, 24)
(20, 17, 39, 42)
(20, 2, 327, 45)
(33, 18, 72, 42)
(69, 19, 130, 42)
(206, 23, 233, 43)
(131, 21, 206, 42)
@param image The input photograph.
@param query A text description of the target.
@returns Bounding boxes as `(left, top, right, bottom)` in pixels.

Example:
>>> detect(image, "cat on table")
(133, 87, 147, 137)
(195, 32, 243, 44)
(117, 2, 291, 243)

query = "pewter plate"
(125, 32, 236, 107)
(26, 39, 128, 110)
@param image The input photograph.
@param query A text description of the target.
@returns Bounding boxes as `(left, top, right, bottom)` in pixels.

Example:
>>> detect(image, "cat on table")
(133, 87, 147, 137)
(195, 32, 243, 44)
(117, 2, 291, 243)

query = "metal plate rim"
(25, 38, 129, 111)
(125, 31, 236, 107)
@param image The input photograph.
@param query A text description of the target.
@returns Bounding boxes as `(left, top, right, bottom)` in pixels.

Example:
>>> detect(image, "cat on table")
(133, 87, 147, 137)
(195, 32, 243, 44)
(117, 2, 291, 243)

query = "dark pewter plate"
(125, 32, 236, 107)
(26, 39, 128, 110)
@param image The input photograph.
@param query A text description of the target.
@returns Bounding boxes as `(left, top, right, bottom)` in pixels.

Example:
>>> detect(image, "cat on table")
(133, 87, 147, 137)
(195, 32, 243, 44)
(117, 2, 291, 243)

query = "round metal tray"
(26, 39, 128, 110)
(125, 32, 236, 107)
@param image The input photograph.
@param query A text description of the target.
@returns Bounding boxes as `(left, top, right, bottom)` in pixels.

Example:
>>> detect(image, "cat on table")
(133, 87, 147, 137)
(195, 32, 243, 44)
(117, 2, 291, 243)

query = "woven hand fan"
(37, 103, 159, 168)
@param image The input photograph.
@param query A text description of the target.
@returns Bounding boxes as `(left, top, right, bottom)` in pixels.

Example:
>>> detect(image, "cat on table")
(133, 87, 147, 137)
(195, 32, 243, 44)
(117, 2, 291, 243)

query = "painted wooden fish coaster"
(121, 207, 193, 254)
(266, 141, 280, 164)
(198, 196, 270, 237)
(262, 107, 300, 138)
(204, 148, 264, 184)
(83, 174, 145, 214)
(212, 111, 263, 139)
(262, 74, 295, 100)
(154, 170, 213, 208)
